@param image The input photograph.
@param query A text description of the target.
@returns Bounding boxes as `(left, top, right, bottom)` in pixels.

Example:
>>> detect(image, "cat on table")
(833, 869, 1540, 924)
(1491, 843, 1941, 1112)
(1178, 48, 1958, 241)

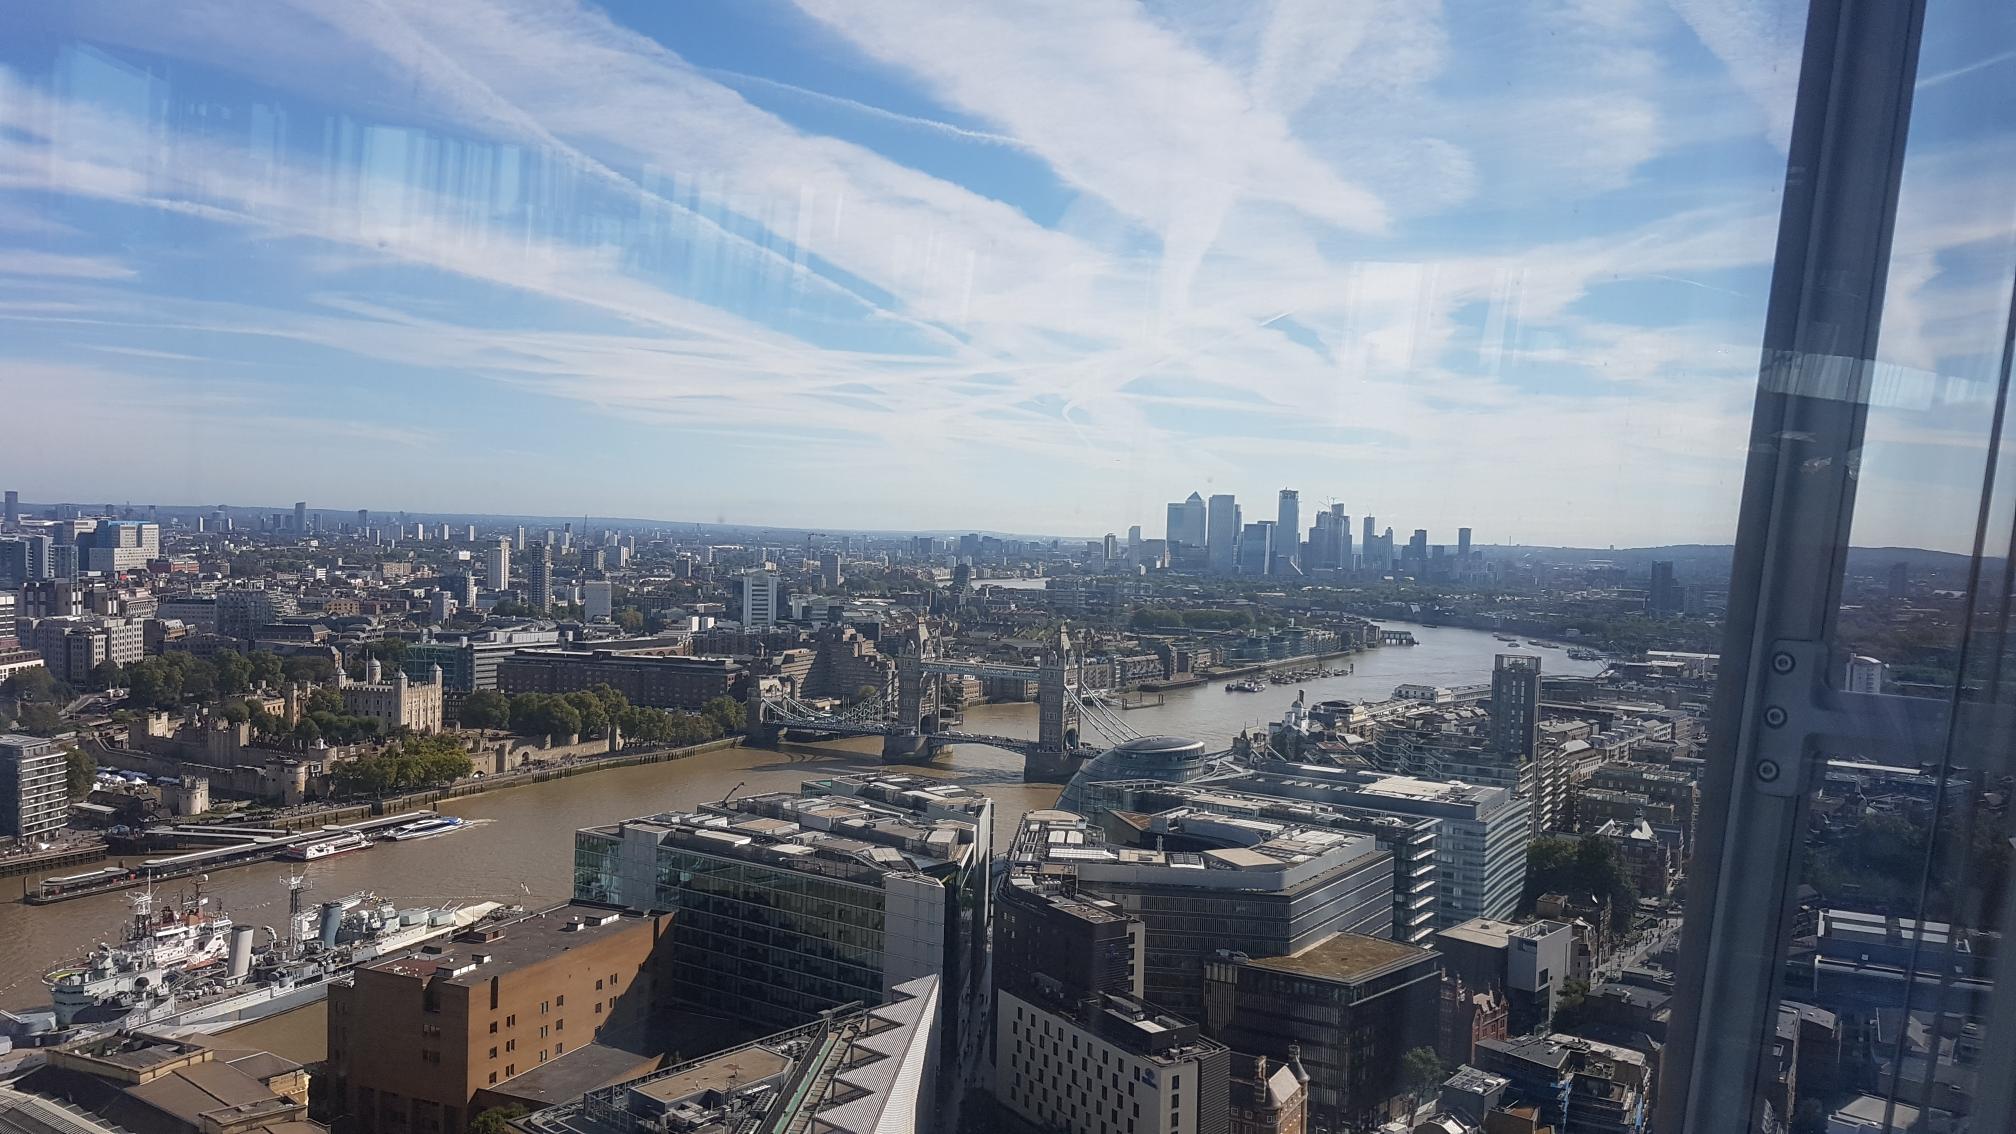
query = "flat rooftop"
(367, 904, 651, 984)
(1245, 932, 1434, 983)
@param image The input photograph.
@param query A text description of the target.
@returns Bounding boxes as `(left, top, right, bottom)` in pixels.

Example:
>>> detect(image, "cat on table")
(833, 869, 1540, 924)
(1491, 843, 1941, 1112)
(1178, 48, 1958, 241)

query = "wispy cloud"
(0, 0, 2003, 545)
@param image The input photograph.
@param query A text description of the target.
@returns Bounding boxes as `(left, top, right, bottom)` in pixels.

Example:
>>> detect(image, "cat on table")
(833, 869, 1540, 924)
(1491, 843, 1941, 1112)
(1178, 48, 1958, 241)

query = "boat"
(385, 816, 466, 841)
(1224, 680, 1264, 693)
(47, 882, 233, 1027)
(1494, 635, 1518, 643)
(280, 831, 372, 861)
(53, 876, 509, 1035)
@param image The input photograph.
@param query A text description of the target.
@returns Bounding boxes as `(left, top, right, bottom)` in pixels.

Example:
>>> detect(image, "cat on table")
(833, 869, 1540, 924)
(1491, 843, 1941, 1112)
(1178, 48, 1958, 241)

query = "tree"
(1, 666, 58, 704)
(292, 718, 323, 747)
(212, 650, 254, 695)
(63, 747, 95, 796)
(458, 689, 511, 730)
(18, 701, 62, 736)
(219, 700, 251, 725)
(509, 693, 582, 739)
(1401, 1046, 1445, 1114)
(126, 657, 183, 709)
(247, 651, 285, 689)
(701, 695, 746, 734)
(614, 606, 646, 633)
(87, 659, 125, 691)
(468, 1105, 527, 1134)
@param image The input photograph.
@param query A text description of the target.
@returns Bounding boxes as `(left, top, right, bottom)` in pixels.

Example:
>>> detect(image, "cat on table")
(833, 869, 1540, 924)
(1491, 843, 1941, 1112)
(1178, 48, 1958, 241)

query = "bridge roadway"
(768, 718, 1101, 770)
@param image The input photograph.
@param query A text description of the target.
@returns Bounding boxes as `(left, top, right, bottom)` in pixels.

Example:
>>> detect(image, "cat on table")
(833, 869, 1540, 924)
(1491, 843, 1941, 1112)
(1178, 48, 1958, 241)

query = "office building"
(819, 550, 843, 589)
(292, 501, 307, 532)
(0, 533, 52, 584)
(1649, 560, 1680, 615)
(24, 616, 145, 685)
(498, 650, 741, 710)
(2, 489, 16, 528)
(574, 776, 990, 1040)
(1458, 527, 1472, 562)
(489, 538, 511, 591)
(1275, 490, 1300, 574)
(450, 573, 480, 609)
(582, 581, 613, 622)
(216, 588, 300, 642)
(1203, 934, 1440, 1127)
(1237, 521, 1275, 577)
(1010, 810, 1393, 1019)
(1067, 780, 1444, 946)
(0, 733, 67, 842)
(430, 588, 459, 624)
(1472, 1034, 1651, 1134)
(1308, 506, 1351, 571)
(1167, 491, 1208, 553)
(1888, 560, 1909, 601)
(527, 543, 554, 611)
(402, 629, 564, 692)
(1434, 918, 1575, 1035)
(328, 903, 671, 1134)
(1845, 655, 1887, 695)
(997, 985, 1229, 1134)
(1208, 494, 1240, 573)
(1406, 529, 1428, 571)
(1232, 763, 1530, 927)
(520, 977, 942, 1134)
(742, 569, 780, 626)
(80, 520, 159, 574)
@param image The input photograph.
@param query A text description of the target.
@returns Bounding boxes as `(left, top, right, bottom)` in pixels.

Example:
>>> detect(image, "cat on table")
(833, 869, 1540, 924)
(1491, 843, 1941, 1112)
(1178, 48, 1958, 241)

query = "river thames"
(0, 622, 1600, 1010)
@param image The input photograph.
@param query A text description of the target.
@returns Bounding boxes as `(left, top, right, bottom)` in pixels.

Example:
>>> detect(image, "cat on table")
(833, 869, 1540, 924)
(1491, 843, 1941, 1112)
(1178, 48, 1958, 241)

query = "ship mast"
(286, 874, 313, 952)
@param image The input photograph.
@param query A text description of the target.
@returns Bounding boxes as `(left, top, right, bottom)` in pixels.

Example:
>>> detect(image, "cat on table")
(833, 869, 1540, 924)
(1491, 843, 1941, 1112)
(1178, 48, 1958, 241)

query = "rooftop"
(1243, 932, 1435, 983)
(366, 904, 653, 985)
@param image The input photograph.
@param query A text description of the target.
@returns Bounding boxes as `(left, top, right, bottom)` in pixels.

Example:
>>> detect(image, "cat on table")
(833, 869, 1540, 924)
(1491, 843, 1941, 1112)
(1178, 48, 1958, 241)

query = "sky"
(0, 1, 2012, 548)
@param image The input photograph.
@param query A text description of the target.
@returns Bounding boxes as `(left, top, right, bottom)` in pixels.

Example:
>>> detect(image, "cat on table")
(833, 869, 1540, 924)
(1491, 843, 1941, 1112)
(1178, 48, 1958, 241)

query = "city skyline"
(2, 3, 2009, 550)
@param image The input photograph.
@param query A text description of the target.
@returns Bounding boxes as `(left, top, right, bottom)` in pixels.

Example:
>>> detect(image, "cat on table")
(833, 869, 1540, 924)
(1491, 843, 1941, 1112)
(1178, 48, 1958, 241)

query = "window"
(505, 1040, 515, 1053)
(555, 1018, 564, 1032)
(555, 995, 565, 1007)
(487, 1073, 497, 1086)
(11, 5, 2015, 1134)
(488, 1047, 497, 1060)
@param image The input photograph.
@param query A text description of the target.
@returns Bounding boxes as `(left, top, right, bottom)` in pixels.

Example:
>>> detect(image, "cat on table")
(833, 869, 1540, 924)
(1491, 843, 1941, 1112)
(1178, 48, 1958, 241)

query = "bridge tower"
(884, 624, 940, 762)
(1026, 624, 1084, 782)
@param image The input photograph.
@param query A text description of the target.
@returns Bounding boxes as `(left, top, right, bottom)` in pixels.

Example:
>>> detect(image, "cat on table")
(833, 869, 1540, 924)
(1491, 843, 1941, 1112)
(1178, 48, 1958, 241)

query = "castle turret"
(366, 656, 382, 683)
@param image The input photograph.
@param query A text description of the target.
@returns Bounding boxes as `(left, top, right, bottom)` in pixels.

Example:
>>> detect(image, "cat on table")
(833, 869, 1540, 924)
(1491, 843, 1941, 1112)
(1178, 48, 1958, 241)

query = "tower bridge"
(746, 625, 1134, 782)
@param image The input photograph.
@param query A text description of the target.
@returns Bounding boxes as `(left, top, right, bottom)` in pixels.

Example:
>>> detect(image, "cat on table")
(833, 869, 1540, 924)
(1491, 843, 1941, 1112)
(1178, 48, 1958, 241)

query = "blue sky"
(1, 0, 2011, 548)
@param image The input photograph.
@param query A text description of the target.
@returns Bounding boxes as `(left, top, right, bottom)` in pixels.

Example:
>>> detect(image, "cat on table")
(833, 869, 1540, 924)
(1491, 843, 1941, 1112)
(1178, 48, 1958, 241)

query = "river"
(0, 623, 1599, 1010)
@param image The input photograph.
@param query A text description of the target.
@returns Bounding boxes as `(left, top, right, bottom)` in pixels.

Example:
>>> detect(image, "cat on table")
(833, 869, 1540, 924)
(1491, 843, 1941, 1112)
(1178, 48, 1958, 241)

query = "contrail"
(699, 65, 1032, 151)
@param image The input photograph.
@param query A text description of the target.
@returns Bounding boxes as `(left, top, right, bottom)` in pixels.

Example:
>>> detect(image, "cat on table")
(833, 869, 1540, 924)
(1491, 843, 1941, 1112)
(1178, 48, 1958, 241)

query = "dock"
(26, 812, 441, 904)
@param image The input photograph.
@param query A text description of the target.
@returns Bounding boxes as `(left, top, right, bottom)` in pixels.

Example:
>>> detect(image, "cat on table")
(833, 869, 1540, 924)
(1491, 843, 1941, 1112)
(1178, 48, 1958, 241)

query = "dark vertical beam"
(1658, 2, 1925, 1131)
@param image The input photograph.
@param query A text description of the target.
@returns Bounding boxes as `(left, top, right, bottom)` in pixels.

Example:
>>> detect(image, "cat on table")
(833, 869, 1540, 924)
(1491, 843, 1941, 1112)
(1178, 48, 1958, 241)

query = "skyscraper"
(355, 508, 369, 530)
(1165, 491, 1208, 553)
(2, 490, 16, 528)
(1275, 489, 1300, 574)
(489, 538, 511, 590)
(1207, 494, 1240, 573)
(1458, 526, 1472, 562)
(1650, 560, 1680, 615)
(293, 501, 307, 532)
(1237, 521, 1275, 576)
(1490, 654, 1541, 762)
(526, 542, 553, 611)
(742, 569, 780, 626)
(1888, 560, 1909, 601)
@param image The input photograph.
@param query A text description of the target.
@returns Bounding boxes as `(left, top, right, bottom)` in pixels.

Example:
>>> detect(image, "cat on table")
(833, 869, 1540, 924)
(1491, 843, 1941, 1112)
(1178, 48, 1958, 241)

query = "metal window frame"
(1657, 1, 1926, 1131)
